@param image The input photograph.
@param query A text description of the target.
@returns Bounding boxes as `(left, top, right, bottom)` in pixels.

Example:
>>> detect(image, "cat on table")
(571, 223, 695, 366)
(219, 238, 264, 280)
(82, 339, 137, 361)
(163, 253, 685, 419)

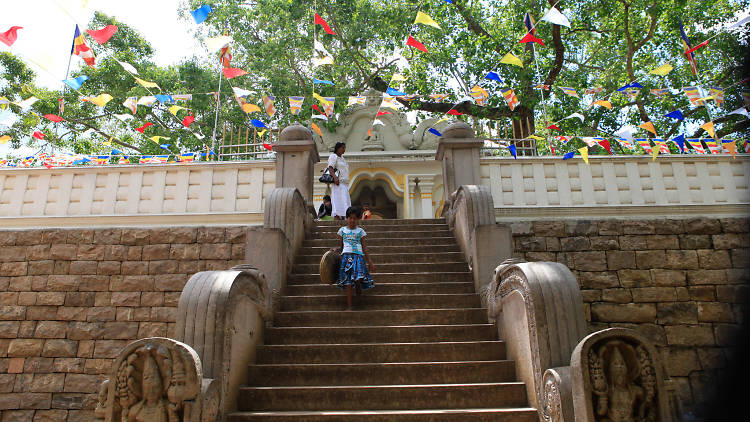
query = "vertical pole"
(531, 43, 551, 153)
(211, 69, 223, 160)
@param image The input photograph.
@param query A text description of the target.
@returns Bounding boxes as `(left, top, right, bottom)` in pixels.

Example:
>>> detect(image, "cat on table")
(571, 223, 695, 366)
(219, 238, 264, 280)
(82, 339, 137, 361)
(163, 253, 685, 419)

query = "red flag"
(546, 124, 560, 130)
(43, 114, 65, 122)
(312, 104, 324, 114)
(0, 26, 22, 47)
(86, 25, 118, 44)
(446, 109, 462, 116)
(314, 13, 336, 35)
(685, 40, 709, 55)
(376, 110, 391, 116)
(597, 139, 612, 154)
(182, 114, 195, 128)
(263, 143, 273, 151)
(406, 35, 428, 53)
(519, 32, 545, 47)
(32, 131, 45, 140)
(222, 68, 247, 79)
(136, 122, 154, 133)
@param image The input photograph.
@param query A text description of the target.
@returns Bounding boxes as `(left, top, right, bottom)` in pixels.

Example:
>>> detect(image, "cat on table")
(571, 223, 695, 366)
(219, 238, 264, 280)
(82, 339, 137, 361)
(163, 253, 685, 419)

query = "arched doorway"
(349, 169, 405, 219)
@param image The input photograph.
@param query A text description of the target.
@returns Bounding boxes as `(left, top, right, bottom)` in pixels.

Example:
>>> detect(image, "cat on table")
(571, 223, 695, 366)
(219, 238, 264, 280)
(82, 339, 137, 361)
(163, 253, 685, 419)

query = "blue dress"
(337, 226, 375, 290)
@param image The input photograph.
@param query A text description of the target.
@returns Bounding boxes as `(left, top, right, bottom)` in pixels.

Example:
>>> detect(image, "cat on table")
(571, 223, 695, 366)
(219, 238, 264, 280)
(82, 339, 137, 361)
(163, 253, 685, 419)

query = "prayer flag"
(508, 144, 517, 158)
(82, 93, 113, 107)
(709, 87, 724, 107)
(655, 139, 670, 154)
(651, 88, 670, 96)
(136, 122, 153, 133)
(288, 96, 304, 115)
(685, 40, 709, 55)
(347, 96, 365, 106)
(469, 85, 489, 106)
(638, 121, 657, 135)
(406, 35, 428, 53)
(263, 143, 273, 151)
(312, 56, 334, 67)
(579, 147, 589, 164)
(534, 83, 550, 90)
(168, 105, 186, 116)
(172, 94, 192, 101)
(313, 78, 334, 85)
(415, 12, 441, 29)
(0, 26, 22, 47)
(135, 77, 160, 90)
(584, 87, 604, 95)
(43, 114, 64, 122)
(251, 119, 266, 128)
(554, 136, 573, 143)
(560, 87, 579, 98)
(113, 114, 133, 121)
(546, 124, 560, 130)
(564, 113, 585, 122)
(687, 139, 706, 154)
(322, 97, 335, 116)
(86, 25, 118, 44)
(501, 88, 520, 110)
(649, 64, 673, 76)
(311, 122, 323, 137)
(314, 13, 336, 35)
(678, 20, 698, 75)
(149, 136, 169, 143)
(71, 25, 95, 68)
(665, 110, 684, 120)
(222, 68, 247, 79)
(700, 121, 715, 139)
(63, 75, 89, 90)
(563, 151, 575, 160)
(377, 110, 391, 117)
(625, 88, 640, 100)
(500, 52, 523, 67)
(137, 96, 157, 106)
(0, 135, 10, 144)
(387, 87, 407, 96)
(672, 134, 686, 153)
(428, 128, 442, 137)
(263, 95, 276, 117)
(179, 153, 195, 163)
(705, 139, 719, 154)
(597, 139, 612, 154)
(312, 104, 324, 115)
(524, 11, 536, 35)
(615, 138, 636, 151)
(14, 96, 38, 109)
(116, 60, 138, 74)
(580, 137, 598, 147)
(381, 96, 400, 110)
(682, 86, 705, 106)
(593, 100, 611, 109)
(233, 87, 252, 97)
(722, 139, 736, 157)
(541, 7, 571, 28)
(429, 94, 449, 102)
(219, 44, 232, 68)
(446, 109, 462, 116)
(391, 73, 407, 82)
(519, 32, 545, 47)
(636, 139, 653, 154)
(182, 114, 195, 128)
(617, 82, 643, 91)
(191, 5, 213, 24)
(728, 107, 749, 118)
(205, 35, 232, 52)
(32, 131, 45, 140)
(154, 94, 174, 104)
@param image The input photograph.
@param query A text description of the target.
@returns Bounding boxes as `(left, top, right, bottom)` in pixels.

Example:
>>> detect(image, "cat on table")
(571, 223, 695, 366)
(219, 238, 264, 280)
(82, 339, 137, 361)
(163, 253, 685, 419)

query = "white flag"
(541, 7, 571, 28)
(116, 60, 139, 75)
(564, 112, 585, 122)
(112, 114, 134, 121)
(728, 107, 749, 118)
(615, 127, 634, 142)
(205, 35, 233, 52)
(232, 87, 253, 97)
(730, 15, 750, 28)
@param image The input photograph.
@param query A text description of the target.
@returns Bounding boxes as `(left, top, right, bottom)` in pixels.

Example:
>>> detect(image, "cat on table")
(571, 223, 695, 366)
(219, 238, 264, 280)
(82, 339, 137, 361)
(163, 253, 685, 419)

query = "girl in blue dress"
(337, 206, 376, 310)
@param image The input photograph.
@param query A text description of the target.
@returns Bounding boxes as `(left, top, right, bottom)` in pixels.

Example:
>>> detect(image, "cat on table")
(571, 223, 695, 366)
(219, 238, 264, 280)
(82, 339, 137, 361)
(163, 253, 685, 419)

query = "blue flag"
(485, 71, 503, 83)
(154, 94, 174, 104)
(428, 128, 442, 137)
(251, 119, 267, 128)
(159, 144, 171, 150)
(508, 144, 517, 159)
(562, 151, 576, 160)
(62, 75, 89, 90)
(386, 87, 407, 96)
(617, 82, 643, 91)
(313, 78, 334, 85)
(111, 149, 123, 155)
(191, 5, 213, 24)
(672, 134, 686, 153)
(665, 110, 684, 121)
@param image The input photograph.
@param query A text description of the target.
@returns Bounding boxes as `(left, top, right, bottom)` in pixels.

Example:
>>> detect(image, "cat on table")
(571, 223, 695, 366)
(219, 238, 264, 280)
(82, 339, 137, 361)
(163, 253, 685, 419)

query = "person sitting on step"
(336, 206, 376, 310)
(317, 195, 333, 221)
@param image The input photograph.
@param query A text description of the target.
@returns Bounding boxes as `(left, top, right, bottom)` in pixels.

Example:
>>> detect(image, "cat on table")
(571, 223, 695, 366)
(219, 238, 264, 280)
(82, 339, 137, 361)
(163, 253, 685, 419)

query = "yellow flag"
(0, 135, 10, 144)
(257, 129, 267, 137)
(149, 136, 170, 143)
(652, 141, 661, 161)
(593, 100, 612, 109)
(700, 121, 715, 139)
(391, 73, 407, 82)
(102, 137, 112, 146)
(649, 64, 673, 76)
(528, 134, 544, 140)
(241, 104, 262, 113)
(414, 11, 441, 29)
(311, 122, 323, 137)
(168, 105, 185, 116)
(638, 121, 657, 135)
(135, 77, 160, 91)
(313, 93, 333, 105)
(500, 52, 523, 68)
(89, 93, 113, 107)
(578, 147, 589, 164)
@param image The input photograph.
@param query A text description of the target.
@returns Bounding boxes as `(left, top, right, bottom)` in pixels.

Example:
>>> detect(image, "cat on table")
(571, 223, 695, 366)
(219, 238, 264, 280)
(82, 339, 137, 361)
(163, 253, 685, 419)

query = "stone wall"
(0, 227, 246, 421)
(511, 217, 749, 416)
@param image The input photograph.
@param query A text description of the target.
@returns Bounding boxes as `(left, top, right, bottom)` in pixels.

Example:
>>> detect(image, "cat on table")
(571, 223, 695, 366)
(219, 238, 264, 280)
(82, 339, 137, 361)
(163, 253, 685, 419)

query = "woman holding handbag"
(327, 142, 350, 220)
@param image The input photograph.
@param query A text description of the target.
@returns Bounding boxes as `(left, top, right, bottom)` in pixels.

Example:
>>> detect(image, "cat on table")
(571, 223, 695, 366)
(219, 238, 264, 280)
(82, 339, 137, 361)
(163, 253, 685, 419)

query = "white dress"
(327, 153, 350, 218)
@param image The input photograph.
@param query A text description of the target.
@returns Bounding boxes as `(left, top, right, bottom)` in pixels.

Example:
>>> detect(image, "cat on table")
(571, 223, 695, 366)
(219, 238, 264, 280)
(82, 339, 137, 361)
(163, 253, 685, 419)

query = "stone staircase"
(229, 218, 537, 421)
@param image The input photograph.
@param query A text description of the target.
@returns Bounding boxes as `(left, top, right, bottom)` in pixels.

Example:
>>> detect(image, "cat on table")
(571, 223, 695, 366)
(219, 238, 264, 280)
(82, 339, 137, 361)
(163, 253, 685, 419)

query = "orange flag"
(700, 121, 715, 139)
(311, 123, 323, 137)
(638, 121, 657, 135)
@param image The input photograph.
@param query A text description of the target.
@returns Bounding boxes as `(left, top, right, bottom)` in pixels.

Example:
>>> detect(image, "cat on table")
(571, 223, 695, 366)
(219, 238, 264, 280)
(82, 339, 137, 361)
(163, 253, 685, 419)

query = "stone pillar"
(435, 121, 483, 203)
(419, 179, 435, 219)
(273, 123, 320, 204)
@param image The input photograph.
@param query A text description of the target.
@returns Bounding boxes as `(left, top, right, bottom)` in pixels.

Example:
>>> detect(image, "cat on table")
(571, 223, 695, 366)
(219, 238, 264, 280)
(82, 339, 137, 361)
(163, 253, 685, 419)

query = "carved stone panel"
(571, 328, 673, 422)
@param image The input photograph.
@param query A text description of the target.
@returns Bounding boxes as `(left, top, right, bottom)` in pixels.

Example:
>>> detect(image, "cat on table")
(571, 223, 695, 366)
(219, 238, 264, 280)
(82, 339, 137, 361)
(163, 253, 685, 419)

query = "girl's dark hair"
(323, 195, 331, 201)
(345, 206, 362, 218)
(333, 142, 346, 154)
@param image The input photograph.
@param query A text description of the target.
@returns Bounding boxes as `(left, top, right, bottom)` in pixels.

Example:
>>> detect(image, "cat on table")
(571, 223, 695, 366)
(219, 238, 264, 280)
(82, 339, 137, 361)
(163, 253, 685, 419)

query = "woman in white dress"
(327, 142, 350, 220)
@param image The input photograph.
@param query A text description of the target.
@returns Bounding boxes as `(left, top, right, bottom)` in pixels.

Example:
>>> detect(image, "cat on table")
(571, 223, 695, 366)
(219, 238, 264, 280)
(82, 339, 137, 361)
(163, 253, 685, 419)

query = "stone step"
(294, 252, 465, 265)
(237, 382, 528, 411)
(247, 360, 517, 386)
(313, 230, 453, 239)
(303, 237, 457, 247)
(312, 224, 449, 233)
(287, 272, 473, 285)
(299, 244, 461, 255)
(315, 218, 445, 226)
(264, 324, 496, 344)
(256, 341, 505, 364)
(279, 294, 480, 311)
(273, 308, 488, 327)
(293, 262, 469, 275)
(286, 282, 475, 296)
(228, 408, 538, 422)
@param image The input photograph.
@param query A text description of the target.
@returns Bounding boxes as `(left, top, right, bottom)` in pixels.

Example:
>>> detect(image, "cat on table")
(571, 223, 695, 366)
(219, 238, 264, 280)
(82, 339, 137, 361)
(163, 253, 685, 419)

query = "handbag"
(319, 167, 336, 184)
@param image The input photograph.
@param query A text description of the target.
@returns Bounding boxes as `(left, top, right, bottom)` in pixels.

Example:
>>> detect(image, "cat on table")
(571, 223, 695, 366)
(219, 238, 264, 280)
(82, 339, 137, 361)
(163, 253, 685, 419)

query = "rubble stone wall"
(0, 227, 246, 421)
(511, 217, 749, 415)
